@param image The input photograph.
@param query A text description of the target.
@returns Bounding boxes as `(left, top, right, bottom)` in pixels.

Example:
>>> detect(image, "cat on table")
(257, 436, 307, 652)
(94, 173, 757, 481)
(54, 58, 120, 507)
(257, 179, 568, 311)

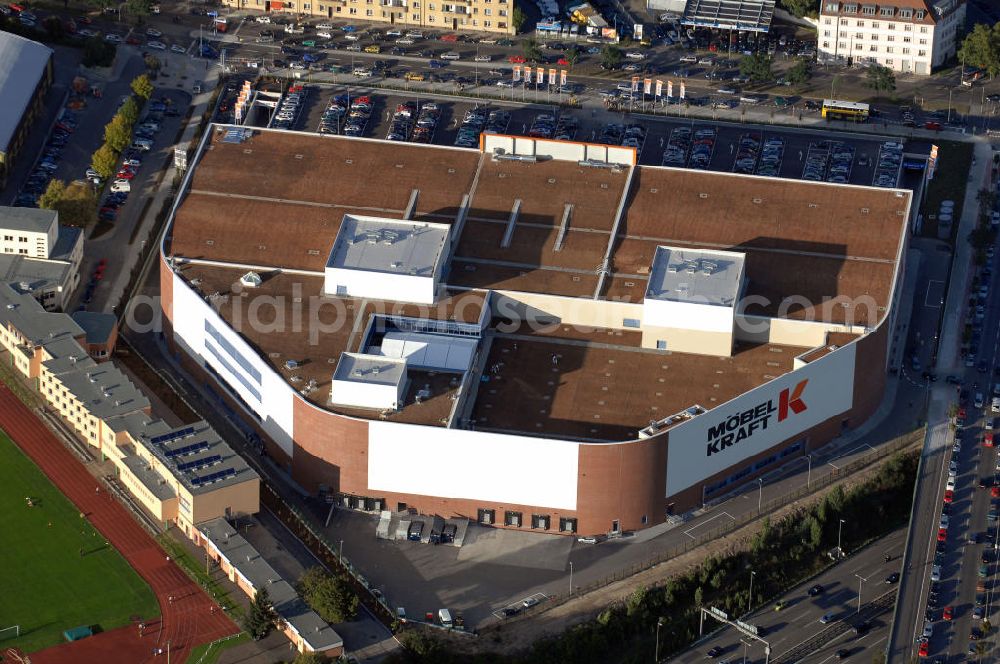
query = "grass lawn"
(920, 140, 974, 240)
(0, 431, 159, 653)
(184, 632, 250, 664)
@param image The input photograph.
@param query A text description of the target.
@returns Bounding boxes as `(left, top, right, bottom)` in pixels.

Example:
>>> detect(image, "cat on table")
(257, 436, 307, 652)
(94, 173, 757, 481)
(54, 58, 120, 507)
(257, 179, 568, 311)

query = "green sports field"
(0, 431, 159, 653)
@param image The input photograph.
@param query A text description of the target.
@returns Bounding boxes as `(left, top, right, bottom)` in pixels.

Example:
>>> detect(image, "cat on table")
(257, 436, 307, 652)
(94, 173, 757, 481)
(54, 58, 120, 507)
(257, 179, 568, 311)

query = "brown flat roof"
(193, 129, 478, 218)
(472, 331, 807, 441)
(625, 168, 908, 262)
(177, 264, 485, 424)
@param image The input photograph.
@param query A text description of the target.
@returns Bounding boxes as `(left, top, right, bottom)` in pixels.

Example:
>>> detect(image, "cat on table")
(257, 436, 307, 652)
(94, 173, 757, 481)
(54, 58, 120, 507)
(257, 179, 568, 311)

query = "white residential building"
(817, 0, 966, 75)
(0, 207, 83, 311)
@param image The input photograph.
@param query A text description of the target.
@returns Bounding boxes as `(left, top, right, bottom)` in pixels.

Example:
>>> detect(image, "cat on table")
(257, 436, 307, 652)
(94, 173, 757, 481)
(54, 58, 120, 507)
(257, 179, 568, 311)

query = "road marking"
(683, 511, 734, 539)
(827, 443, 874, 469)
(925, 280, 945, 308)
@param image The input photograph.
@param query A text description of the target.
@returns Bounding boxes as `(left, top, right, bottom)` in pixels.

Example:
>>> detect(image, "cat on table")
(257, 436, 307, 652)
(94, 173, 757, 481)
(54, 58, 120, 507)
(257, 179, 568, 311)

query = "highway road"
(671, 529, 907, 664)
(889, 144, 1000, 663)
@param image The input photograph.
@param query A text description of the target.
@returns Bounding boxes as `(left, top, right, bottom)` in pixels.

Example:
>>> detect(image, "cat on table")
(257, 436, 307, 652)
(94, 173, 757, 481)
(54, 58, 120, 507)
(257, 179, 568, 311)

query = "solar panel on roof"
(150, 425, 196, 446)
(165, 440, 210, 458)
(176, 454, 222, 472)
(192, 467, 237, 486)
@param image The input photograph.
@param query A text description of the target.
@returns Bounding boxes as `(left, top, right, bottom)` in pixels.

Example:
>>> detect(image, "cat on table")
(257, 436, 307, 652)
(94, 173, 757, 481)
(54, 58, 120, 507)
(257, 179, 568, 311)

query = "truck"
(214, 17, 227, 32)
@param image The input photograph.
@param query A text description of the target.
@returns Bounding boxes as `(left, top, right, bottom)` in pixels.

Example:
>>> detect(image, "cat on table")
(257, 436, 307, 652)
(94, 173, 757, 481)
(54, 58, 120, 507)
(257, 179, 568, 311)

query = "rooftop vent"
(699, 193, 709, 199)
(240, 271, 262, 288)
(294, 154, 303, 159)
(666, 264, 679, 273)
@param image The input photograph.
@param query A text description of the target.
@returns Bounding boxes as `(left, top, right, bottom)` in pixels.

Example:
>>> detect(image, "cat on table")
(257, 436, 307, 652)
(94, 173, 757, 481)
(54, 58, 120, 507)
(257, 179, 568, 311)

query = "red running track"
(0, 384, 238, 664)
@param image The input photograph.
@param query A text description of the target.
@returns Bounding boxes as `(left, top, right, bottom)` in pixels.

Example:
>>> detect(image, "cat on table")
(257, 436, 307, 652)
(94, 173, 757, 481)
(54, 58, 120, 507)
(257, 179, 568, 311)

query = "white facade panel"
(324, 267, 435, 304)
(643, 298, 733, 333)
(607, 146, 636, 165)
(330, 379, 403, 410)
(170, 272, 296, 457)
(367, 421, 580, 510)
(665, 341, 857, 496)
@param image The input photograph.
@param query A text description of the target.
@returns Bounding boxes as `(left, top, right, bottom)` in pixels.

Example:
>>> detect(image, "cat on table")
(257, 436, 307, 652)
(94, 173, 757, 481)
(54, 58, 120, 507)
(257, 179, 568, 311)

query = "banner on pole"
(631, 75, 639, 92)
(536, 67, 545, 84)
(667, 80, 673, 98)
(524, 67, 532, 83)
(548, 68, 557, 85)
(655, 79, 663, 97)
(560, 69, 567, 86)
(680, 82, 686, 99)
(513, 65, 521, 81)
(643, 78, 652, 94)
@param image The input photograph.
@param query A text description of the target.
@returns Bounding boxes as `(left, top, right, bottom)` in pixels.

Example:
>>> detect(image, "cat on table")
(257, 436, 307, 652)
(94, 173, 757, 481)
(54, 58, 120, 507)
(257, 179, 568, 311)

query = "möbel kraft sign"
(665, 343, 856, 496)
(705, 380, 808, 457)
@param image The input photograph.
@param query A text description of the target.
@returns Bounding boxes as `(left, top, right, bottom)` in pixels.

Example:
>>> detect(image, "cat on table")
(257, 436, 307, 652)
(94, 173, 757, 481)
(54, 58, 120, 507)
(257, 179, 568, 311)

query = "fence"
(259, 484, 397, 629)
(500, 429, 923, 626)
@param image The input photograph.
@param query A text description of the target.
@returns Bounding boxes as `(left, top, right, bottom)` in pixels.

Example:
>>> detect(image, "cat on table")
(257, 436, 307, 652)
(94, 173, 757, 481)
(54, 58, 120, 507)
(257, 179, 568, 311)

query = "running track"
(0, 384, 238, 664)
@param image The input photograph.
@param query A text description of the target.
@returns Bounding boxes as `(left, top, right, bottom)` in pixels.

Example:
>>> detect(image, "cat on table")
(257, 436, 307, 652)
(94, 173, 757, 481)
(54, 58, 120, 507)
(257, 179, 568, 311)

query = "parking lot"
(218, 78, 904, 188)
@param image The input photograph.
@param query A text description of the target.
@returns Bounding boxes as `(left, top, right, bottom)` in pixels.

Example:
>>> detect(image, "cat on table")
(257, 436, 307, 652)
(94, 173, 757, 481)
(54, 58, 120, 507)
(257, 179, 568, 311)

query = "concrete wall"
(735, 314, 859, 348)
(640, 324, 732, 356)
(493, 289, 644, 331)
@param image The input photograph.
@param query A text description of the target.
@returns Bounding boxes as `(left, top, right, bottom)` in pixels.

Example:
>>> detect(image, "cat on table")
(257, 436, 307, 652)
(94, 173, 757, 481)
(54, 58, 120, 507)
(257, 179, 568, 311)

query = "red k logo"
(778, 380, 808, 422)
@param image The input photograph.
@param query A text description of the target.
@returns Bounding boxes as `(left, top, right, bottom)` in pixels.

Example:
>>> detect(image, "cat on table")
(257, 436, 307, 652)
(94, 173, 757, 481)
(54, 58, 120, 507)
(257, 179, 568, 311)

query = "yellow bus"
(821, 99, 870, 122)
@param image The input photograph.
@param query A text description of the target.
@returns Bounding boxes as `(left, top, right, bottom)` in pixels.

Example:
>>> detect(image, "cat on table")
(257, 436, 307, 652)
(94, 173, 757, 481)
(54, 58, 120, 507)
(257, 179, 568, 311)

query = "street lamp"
(805, 453, 813, 489)
(854, 573, 868, 614)
(569, 561, 574, 598)
(338, 539, 344, 564)
(757, 478, 764, 512)
(655, 617, 665, 663)
(748, 570, 756, 612)
(838, 518, 846, 553)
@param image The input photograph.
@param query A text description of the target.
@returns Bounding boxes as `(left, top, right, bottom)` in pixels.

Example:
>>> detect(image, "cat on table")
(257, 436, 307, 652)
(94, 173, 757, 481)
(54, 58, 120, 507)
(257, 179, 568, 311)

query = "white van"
(440, 51, 461, 60)
(438, 608, 453, 628)
(110, 179, 131, 193)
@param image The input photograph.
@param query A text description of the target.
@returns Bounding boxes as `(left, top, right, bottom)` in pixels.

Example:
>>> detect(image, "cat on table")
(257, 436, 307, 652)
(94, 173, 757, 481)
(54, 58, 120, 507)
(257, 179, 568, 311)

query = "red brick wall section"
(576, 436, 666, 534)
(290, 397, 370, 494)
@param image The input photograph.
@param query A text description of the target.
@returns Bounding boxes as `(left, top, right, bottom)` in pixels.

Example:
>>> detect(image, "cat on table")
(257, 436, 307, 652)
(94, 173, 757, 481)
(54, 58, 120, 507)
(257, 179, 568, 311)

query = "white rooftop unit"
(376, 331, 477, 372)
(324, 215, 450, 305)
(641, 246, 745, 356)
(330, 352, 408, 411)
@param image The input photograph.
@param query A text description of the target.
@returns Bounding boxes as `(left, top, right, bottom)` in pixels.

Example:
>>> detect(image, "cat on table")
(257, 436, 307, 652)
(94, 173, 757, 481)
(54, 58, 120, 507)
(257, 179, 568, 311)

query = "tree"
(82, 37, 116, 68)
(865, 64, 896, 97)
(739, 53, 774, 82)
(786, 58, 811, 85)
(39, 180, 97, 228)
(91, 143, 119, 180)
(564, 46, 580, 67)
(957, 22, 1000, 78)
(118, 96, 140, 126)
(125, 0, 153, 16)
(38, 179, 67, 211)
(511, 5, 526, 33)
(600, 45, 623, 70)
(243, 587, 277, 640)
(42, 15, 64, 38)
(131, 73, 154, 101)
(693, 586, 703, 608)
(779, 0, 817, 18)
(521, 37, 541, 63)
(144, 54, 161, 72)
(104, 115, 132, 153)
(297, 567, 359, 623)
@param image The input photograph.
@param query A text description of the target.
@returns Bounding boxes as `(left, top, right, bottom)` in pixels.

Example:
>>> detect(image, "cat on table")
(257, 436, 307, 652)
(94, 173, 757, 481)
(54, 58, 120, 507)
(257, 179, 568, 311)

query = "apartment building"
(817, 0, 966, 74)
(0, 206, 83, 310)
(0, 282, 260, 534)
(223, 0, 515, 34)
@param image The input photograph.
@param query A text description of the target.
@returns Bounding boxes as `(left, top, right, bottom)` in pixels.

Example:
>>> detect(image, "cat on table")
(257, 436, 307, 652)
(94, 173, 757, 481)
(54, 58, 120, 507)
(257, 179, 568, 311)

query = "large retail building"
(160, 127, 911, 537)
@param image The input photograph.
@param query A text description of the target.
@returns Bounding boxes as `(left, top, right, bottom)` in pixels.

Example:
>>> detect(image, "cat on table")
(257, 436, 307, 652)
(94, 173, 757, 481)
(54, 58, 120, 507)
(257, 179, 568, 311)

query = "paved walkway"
(0, 385, 237, 664)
